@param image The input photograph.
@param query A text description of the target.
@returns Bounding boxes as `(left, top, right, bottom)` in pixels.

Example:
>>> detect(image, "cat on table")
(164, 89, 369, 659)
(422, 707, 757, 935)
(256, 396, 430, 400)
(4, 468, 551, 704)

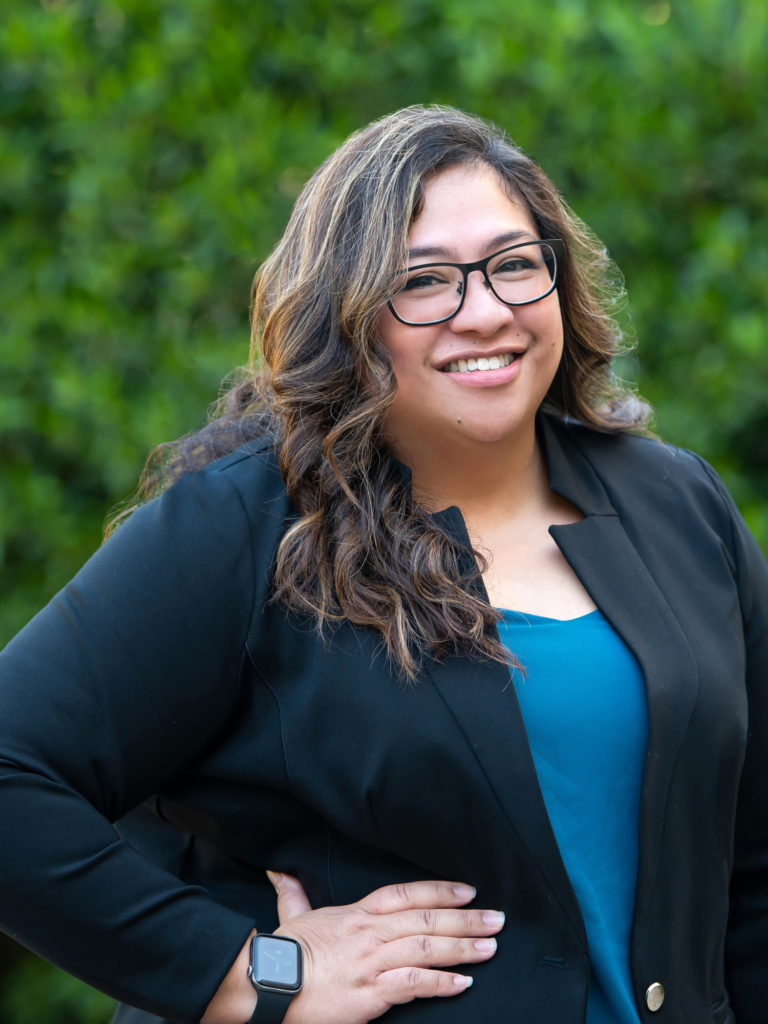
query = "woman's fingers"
(377, 967, 474, 1005)
(268, 879, 492, 1024)
(357, 880, 477, 915)
(376, 933, 497, 971)
(267, 871, 313, 923)
(373, 907, 505, 941)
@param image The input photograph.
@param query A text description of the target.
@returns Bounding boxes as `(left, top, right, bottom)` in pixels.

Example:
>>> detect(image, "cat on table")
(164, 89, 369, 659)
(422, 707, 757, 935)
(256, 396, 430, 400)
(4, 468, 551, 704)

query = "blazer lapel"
(427, 503, 588, 950)
(542, 417, 700, 957)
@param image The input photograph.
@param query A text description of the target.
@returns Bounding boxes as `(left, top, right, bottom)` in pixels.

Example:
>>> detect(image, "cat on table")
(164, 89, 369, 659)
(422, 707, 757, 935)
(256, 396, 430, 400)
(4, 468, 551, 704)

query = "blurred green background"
(1, 0, 767, 1019)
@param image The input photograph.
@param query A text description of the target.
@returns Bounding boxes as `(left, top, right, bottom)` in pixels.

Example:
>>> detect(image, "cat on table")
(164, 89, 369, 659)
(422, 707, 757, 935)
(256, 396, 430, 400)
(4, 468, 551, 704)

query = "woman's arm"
(202, 927, 258, 1024)
(202, 874, 503, 1024)
(700, 464, 768, 1022)
(0, 467, 259, 1024)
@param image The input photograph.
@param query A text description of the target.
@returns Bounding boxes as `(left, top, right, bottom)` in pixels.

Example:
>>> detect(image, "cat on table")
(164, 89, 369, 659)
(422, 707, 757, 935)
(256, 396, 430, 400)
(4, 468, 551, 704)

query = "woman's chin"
(448, 416, 531, 447)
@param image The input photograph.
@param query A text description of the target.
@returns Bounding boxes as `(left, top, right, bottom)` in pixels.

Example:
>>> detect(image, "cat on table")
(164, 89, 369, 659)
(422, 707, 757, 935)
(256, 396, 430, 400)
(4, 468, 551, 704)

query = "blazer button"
(645, 983, 665, 1012)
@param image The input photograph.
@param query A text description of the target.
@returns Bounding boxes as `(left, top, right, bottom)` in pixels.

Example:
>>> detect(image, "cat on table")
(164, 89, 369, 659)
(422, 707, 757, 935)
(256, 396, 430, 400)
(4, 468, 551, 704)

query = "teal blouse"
(497, 609, 648, 1024)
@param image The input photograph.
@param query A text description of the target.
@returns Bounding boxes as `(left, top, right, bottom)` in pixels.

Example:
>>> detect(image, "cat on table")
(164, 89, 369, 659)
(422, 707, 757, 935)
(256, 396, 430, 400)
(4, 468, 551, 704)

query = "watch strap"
(248, 986, 295, 1024)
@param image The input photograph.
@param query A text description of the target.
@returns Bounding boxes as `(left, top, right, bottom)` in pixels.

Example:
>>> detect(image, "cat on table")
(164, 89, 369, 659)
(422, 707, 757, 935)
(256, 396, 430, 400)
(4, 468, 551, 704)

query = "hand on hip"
(270, 872, 503, 1024)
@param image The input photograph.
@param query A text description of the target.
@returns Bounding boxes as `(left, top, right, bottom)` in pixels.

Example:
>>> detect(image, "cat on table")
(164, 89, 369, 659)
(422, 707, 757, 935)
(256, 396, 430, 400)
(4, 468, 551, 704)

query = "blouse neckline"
(496, 608, 602, 625)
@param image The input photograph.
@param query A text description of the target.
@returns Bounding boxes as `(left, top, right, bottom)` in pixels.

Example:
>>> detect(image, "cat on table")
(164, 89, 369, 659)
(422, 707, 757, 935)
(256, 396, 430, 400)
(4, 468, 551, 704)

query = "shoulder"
(553, 417, 735, 538)
(107, 435, 291, 583)
(196, 434, 285, 494)
(564, 421, 711, 486)
(146, 435, 290, 532)
(152, 437, 293, 607)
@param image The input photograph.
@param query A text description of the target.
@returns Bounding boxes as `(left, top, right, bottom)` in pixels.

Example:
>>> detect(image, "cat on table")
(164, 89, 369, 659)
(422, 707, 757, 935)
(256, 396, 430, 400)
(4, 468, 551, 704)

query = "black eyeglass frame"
(387, 238, 565, 327)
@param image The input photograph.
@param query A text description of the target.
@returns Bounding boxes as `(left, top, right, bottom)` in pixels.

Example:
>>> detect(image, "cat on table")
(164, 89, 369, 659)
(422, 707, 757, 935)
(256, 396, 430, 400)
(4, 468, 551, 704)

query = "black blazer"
(0, 414, 766, 1024)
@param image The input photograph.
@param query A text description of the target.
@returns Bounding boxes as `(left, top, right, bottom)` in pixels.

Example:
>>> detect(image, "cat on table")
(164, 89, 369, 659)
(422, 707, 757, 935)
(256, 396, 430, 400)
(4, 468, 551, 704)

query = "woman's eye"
(496, 259, 534, 273)
(403, 273, 445, 291)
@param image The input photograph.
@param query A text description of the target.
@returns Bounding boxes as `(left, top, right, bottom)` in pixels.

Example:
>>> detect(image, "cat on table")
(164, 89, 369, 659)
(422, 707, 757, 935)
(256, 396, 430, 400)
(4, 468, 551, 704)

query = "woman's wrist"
(201, 928, 258, 1024)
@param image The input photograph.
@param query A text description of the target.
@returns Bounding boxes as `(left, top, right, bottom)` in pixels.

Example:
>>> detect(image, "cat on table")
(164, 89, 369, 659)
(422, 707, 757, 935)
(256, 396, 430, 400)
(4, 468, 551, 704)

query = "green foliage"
(0, 0, 767, 1019)
(0, 955, 116, 1024)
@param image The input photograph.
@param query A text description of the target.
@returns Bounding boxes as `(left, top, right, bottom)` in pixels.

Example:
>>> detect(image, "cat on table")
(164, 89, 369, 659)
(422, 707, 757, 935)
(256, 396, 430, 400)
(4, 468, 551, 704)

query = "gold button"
(646, 982, 665, 1012)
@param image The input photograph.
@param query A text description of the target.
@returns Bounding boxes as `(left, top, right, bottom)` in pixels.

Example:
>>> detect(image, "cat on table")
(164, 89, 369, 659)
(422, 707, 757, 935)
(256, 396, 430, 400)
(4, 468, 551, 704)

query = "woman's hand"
(201, 873, 503, 1024)
(271, 871, 503, 1024)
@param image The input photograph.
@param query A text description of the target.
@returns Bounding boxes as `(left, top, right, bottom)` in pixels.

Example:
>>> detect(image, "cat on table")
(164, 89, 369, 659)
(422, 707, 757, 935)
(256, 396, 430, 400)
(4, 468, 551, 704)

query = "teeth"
(444, 353, 518, 373)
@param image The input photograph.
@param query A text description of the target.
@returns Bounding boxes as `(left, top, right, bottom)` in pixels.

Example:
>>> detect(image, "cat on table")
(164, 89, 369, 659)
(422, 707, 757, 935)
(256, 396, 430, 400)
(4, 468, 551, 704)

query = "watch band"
(247, 933, 302, 1024)
(248, 986, 295, 1024)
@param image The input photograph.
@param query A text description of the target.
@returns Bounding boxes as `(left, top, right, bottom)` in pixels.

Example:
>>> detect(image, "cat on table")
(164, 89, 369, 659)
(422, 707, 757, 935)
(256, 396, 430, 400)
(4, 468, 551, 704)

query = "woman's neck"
(392, 415, 550, 528)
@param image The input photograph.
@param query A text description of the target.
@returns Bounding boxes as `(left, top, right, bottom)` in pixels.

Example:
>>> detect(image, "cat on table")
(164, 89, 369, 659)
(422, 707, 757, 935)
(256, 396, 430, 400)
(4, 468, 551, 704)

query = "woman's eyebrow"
(485, 229, 537, 251)
(407, 229, 537, 263)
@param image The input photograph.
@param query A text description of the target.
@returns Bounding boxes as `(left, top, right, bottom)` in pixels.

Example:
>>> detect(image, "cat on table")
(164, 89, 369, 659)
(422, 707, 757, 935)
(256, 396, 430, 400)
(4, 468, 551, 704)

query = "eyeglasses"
(387, 239, 564, 327)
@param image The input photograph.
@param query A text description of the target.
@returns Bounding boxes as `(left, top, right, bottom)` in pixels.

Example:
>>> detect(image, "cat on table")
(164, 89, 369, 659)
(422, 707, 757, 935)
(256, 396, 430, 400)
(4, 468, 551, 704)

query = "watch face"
(253, 936, 300, 990)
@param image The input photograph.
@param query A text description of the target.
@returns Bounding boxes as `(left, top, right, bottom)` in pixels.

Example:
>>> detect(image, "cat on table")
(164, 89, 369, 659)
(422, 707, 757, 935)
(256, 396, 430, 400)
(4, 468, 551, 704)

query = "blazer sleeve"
(701, 466, 768, 1021)
(0, 465, 259, 1024)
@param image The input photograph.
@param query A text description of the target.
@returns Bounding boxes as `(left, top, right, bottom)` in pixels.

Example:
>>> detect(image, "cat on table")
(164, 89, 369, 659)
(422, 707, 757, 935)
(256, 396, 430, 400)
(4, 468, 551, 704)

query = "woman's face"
(378, 163, 564, 451)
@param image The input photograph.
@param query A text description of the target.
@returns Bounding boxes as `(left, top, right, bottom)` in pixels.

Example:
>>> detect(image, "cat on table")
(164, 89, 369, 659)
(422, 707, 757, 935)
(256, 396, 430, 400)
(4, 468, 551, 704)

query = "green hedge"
(1, 0, 766, 1020)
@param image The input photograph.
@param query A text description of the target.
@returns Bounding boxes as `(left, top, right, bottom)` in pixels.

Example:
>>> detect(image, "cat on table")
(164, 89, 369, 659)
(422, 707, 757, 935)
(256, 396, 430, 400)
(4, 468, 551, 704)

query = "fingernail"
(454, 975, 473, 988)
(474, 938, 497, 952)
(453, 884, 477, 899)
(266, 870, 283, 889)
(482, 911, 505, 928)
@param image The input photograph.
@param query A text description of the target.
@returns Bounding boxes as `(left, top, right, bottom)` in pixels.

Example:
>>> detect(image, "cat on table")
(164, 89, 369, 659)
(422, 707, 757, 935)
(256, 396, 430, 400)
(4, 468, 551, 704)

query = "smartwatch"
(247, 933, 303, 1024)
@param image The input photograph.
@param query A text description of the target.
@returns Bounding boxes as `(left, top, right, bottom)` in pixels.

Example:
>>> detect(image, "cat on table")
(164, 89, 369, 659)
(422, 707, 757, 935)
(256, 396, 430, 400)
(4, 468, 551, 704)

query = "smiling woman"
(0, 107, 766, 1024)
(111, 108, 647, 677)
(375, 162, 594, 618)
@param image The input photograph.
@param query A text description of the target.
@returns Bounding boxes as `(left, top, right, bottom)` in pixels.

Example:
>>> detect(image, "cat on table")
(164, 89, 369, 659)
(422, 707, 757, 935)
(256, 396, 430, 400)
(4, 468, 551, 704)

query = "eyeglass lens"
(391, 243, 557, 325)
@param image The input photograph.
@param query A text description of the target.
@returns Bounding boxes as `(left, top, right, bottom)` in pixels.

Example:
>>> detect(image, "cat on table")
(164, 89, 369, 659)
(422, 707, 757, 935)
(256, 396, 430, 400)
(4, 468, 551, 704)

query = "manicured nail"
(266, 870, 283, 889)
(474, 938, 497, 953)
(453, 884, 477, 899)
(482, 911, 505, 928)
(454, 975, 473, 988)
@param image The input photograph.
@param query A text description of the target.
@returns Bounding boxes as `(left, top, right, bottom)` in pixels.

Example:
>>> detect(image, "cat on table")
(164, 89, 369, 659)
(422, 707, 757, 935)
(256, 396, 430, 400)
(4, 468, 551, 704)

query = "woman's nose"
(449, 270, 512, 336)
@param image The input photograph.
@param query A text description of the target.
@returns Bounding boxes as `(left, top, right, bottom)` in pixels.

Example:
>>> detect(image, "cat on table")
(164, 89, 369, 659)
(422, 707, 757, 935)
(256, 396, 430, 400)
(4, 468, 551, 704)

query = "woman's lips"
(439, 354, 523, 387)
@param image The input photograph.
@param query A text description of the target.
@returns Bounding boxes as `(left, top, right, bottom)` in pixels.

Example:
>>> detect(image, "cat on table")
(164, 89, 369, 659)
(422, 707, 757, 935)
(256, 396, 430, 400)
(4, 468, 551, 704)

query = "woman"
(0, 106, 764, 1024)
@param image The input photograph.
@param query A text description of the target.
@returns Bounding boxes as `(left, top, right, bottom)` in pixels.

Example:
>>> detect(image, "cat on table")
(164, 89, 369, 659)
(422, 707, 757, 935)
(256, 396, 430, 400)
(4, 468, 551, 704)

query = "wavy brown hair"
(108, 105, 650, 679)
